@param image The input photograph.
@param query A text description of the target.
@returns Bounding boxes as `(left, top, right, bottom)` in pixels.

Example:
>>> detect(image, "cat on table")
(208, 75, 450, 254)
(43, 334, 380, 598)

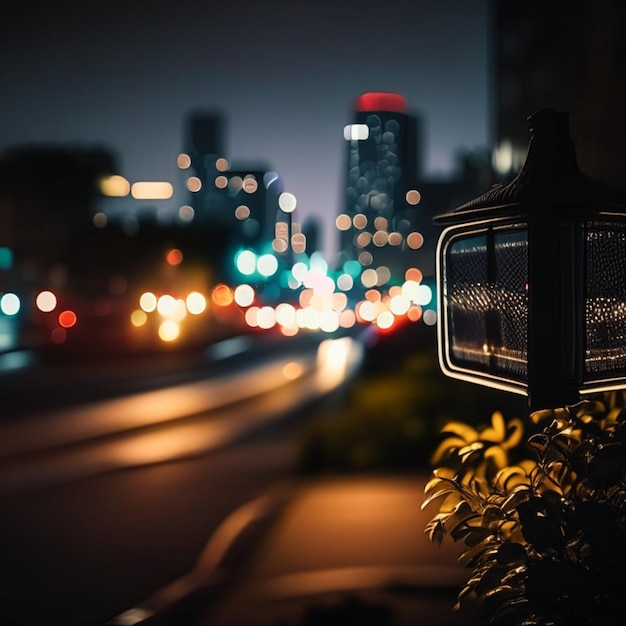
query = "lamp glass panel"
(585, 220, 626, 378)
(444, 224, 528, 381)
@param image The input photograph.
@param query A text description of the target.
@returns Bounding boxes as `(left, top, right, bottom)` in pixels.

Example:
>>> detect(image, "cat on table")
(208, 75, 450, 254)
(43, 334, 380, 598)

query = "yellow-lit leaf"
(425, 518, 446, 546)
(484, 445, 509, 471)
(440, 421, 479, 443)
(430, 436, 468, 465)
(503, 418, 525, 449)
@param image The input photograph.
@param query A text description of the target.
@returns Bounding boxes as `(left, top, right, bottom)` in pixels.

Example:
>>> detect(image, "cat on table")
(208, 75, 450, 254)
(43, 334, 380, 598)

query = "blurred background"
(0, 0, 625, 624)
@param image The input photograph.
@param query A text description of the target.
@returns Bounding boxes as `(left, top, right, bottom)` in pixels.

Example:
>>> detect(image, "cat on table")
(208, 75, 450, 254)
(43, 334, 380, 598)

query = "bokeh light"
(353, 214, 367, 229)
(234, 284, 255, 307)
(177, 153, 191, 169)
(245, 306, 260, 327)
(186, 292, 207, 315)
(406, 189, 421, 205)
(405, 268, 423, 283)
(158, 320, 180, 342)
(186, 177, 202, 192)
(166, 248, 183, 266)
(100, 175, 130, 197)
(212, 284, 234, 307)
(390, 294, 411, 315)
(178, 205, 195, 222)
(236, 250, 257, 275)
(36, 290, 57, 313)
(257, 254, 278, 277)
(131, 181, 174, 200)
(423, 309, 438, 326)
(357, 300, 376, 322)
(93, 212, 108, 228)
(336, 214, 352, 230)
(407, 232, 424, 249)
(51, 328, 67, 344)
(337, 274, 353, 291)
(320, 310, 340, 333)
(278, 192, 297, 213)
(131, 309, 148, 327)
(139, 292, 157, 313)
(376, 310, 395, 330)
(415, 284, 432, 306)
(276, 303, 297, 327)
(58, 310, 77, 328)
(283, 361, 303, 380)
(235, 205, 251, 220)
(157, 295, 176, 316)
(291, 233, 306, 254)
(243, 176, 258, 193)
(257, 306, 276, 329)
(358, 251, 373, 266)
(361, 268, 378, 288)
(0, 293, 20, 316)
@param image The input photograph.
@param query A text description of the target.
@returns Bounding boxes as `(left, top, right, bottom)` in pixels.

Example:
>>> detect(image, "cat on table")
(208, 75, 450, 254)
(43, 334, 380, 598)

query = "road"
(0, 332, 363, 625)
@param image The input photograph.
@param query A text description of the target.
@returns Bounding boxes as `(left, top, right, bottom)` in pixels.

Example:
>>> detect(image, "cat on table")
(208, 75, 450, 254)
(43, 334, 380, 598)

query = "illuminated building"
(338, 92, 429, 284)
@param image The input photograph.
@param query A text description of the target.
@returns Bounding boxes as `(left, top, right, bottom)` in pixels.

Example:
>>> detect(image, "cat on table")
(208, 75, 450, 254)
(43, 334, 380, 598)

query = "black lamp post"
(435, 109, 626, 410)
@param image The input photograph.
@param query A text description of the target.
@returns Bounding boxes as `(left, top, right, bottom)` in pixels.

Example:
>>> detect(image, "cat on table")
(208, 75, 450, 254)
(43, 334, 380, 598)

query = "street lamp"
(435, 109, 626, 410)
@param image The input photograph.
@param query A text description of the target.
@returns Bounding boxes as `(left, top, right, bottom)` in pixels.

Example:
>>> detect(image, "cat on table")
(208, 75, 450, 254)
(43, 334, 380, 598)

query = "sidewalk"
(110, 475, 479, 626)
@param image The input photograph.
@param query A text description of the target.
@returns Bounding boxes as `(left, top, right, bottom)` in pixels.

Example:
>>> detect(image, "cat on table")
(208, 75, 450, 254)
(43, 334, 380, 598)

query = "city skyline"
(1, 0, 490, 259)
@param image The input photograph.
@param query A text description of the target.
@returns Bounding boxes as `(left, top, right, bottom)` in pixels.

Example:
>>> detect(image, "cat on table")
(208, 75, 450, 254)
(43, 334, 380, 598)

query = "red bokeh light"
(166, 248, 183, 266)
(58, 310, 77, 328)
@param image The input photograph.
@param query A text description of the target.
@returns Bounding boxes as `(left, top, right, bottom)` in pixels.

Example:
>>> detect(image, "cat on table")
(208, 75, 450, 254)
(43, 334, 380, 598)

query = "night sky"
(2, 0, 489, 257)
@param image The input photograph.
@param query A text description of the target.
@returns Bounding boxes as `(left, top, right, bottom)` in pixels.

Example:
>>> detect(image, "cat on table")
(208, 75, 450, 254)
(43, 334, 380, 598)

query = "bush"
(423, 392, 626, 624)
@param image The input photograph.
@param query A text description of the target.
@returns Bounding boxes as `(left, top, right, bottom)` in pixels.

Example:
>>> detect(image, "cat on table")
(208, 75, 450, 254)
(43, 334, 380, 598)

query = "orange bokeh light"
(212, 284, 234, 307)
(58, 310, 77, 328)
(407, 305, 423, 322)
(405, 268, 423, 283)
(166, 248, 183, 266)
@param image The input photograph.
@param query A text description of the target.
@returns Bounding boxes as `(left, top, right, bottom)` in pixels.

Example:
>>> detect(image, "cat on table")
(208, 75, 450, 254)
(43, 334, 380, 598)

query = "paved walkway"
(111, 475, 480, 626)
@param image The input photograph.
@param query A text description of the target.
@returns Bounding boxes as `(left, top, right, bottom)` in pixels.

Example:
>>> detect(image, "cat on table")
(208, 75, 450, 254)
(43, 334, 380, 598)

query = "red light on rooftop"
(356, 92, 407, 113)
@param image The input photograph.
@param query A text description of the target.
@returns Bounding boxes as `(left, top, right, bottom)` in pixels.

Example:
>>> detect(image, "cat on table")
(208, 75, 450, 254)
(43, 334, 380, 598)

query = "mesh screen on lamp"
(585, 221, 626, 376)
(438, 220, 529, 395)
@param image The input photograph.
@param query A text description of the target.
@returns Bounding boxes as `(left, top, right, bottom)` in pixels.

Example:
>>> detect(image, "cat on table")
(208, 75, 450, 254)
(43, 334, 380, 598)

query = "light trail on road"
(0, 337, 363, 495)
